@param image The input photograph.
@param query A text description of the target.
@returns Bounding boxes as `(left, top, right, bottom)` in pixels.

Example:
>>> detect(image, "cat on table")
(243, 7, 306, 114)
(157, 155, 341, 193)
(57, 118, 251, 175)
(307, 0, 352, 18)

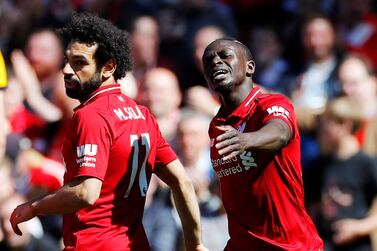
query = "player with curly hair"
(10, 13, 208, 251)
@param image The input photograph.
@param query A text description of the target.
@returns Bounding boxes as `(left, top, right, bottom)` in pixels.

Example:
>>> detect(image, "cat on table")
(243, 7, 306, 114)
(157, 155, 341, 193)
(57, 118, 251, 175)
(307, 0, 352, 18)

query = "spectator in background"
(289, 14, 343, 170)
(200, 177, 229, 251)
(0, 50, 8, 161)
(175, 109, 213, 207)
(8, 30, 71, 241)
(130, 15, 160, 86)
(336, 0, 377, 70)
(337, 54, 377, 156)
(291, 14, 342, 115)
(184, 85, 220, 116)
(175, 108, 229, 250)
(248, 26, 290, 95)
(18, 29, 69, 118)
(9, 29, 78, 159)
(143, 175, 180, 251)
(142, 67, 182, 142)
(0, 158, 15, 205)
(306, 97, 377, 251)
(180, 25, 225, 90)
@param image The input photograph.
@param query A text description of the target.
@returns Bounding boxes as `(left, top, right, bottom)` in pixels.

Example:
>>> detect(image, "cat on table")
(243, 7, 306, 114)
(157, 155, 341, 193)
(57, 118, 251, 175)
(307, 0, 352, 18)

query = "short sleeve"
(260, 95, 296, 134)
(0, 51, 7, 89)
(71, 109, 111, 181)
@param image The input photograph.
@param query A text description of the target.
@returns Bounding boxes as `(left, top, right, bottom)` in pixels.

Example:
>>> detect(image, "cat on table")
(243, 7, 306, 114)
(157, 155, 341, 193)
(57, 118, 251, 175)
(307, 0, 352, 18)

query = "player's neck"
(101, 76, 116, 86)
(220, 82, 254, 115)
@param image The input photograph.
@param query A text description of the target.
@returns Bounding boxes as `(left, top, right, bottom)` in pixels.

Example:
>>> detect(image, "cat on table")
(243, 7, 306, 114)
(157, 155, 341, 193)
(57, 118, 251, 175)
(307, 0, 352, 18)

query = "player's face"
(63, 41, 102, 100)
(202, 40, 248, 94)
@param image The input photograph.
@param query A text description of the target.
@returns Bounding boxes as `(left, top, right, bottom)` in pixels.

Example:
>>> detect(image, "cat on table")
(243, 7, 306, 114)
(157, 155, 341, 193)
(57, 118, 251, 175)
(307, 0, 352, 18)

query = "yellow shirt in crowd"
(0, 51, 7, 88)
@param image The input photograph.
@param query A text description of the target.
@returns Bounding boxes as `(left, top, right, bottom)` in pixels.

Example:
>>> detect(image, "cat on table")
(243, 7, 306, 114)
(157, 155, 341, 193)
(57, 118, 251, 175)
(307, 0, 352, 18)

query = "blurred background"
(1, 0, 377, 250)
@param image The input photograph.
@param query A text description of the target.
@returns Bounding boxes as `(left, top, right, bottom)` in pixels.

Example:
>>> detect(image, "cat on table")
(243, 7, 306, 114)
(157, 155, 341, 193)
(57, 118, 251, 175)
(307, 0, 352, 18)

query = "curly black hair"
(59, 12, 132, 80)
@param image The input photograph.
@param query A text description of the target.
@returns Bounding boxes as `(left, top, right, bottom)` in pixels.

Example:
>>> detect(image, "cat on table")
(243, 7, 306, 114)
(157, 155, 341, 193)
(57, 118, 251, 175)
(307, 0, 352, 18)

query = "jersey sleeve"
(260, 94, 296, 135)
(70, 109, 111, 181)
(0, 51, 7, 89)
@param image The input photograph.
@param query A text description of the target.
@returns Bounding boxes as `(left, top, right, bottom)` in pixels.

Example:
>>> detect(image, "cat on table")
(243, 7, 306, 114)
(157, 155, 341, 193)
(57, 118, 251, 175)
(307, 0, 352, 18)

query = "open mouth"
(212, 69, 228, 80)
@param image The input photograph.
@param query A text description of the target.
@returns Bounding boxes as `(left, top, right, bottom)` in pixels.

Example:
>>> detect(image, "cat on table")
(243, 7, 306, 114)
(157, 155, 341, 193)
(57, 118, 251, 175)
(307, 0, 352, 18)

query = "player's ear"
(246, 60, 255, 77)
(102, 59, 117, 79)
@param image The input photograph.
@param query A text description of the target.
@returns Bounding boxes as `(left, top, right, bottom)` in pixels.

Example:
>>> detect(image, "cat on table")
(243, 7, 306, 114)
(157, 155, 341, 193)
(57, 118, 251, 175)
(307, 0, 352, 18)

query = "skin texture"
(202, 39, 291, 160)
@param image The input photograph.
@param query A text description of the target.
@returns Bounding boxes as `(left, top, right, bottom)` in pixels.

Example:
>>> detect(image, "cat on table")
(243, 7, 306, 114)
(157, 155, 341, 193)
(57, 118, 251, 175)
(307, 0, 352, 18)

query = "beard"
(65, 72, 102, 100)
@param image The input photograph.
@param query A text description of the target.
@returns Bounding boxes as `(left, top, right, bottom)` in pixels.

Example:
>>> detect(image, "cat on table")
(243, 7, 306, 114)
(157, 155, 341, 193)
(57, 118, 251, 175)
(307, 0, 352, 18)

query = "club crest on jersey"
(76, 144, 97, 157)
(240, 151, 257, 170)
(267, 105, 289, 119)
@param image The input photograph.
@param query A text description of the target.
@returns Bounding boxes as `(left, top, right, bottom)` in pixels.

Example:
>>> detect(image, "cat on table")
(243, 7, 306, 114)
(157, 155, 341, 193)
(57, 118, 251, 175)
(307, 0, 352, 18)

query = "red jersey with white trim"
(209, 87, 323, 251)
(61, 84, 177, 251)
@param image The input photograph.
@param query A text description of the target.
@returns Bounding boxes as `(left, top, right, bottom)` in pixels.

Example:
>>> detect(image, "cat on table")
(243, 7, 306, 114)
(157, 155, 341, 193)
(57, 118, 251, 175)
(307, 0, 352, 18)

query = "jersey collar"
(74, 83, 121, 111)
(216, 86, 262, 121)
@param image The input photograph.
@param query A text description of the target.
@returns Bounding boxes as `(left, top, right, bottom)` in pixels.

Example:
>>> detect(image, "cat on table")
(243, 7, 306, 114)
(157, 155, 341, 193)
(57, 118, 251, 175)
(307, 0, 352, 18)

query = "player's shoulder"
(257, 91, 293, 109)
(73, 103, 103, 123)
(258, 91, 292, 104)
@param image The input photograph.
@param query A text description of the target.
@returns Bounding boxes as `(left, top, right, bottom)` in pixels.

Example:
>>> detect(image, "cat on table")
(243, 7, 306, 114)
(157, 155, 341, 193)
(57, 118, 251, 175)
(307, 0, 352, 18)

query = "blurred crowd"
(1, 0, 377, 250)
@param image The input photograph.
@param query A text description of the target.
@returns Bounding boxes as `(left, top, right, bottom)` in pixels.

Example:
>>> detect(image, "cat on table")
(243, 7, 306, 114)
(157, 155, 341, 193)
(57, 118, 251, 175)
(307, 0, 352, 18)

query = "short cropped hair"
(216, 37, 254, 61)
(59, 13, 132, 80)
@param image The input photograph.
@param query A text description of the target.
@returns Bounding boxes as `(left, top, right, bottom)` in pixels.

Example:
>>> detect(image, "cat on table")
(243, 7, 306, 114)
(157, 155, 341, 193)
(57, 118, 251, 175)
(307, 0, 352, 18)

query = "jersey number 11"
(124, 133, 150, 198)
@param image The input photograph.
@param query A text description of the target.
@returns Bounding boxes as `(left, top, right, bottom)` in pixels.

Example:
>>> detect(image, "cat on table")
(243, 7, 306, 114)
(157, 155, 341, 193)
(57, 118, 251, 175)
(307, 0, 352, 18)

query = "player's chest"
(209, 119, 263, 179)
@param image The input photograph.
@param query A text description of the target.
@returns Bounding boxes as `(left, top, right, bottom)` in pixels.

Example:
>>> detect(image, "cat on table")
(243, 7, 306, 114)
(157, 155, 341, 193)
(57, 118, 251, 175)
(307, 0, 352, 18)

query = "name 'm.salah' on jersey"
(61, 84, 177, 251)
(209, 87, 324, 251)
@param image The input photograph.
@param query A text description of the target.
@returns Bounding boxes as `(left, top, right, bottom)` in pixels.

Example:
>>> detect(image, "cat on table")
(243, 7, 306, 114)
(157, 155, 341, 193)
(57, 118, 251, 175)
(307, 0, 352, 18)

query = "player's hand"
(215, 125, 248, 160)
(332, 218, 368, 245)
(10, 202, 35, 236)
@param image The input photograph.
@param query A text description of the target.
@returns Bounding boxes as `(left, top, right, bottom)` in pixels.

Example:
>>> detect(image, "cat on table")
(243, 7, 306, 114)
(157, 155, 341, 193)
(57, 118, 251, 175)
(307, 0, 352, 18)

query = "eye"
(74, 59, 86, 65)
(220, 52, 232, 58)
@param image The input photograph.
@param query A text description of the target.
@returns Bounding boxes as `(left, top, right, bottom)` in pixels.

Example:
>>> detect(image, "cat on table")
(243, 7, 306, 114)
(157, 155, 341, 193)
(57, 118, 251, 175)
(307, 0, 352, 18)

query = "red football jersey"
(209, 87, 323, 251)
(61, 84, 177, 251)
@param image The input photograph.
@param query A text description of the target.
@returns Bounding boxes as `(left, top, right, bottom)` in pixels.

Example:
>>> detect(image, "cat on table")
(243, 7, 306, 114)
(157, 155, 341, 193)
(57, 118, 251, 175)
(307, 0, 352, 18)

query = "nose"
(62, 62, 74, 75)
(212, 54, 222, 65)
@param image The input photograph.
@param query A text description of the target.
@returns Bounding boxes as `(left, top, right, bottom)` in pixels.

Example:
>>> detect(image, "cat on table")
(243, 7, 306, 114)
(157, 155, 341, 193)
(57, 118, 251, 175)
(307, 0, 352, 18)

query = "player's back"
(62, 84, 175, 251)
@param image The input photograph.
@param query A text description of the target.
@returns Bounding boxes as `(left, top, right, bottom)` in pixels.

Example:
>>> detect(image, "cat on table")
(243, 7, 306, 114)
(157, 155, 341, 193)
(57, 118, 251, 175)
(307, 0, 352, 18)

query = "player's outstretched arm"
(155, 159, 209, 251)
(215, 118, 291, 160)
(10, 176, 102, 235)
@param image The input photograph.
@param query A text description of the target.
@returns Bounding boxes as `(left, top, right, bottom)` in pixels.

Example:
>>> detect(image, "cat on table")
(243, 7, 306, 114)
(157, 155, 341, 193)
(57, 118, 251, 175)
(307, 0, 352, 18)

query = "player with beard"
(9, 13, 208, 251)
(202, 38, 323, 250)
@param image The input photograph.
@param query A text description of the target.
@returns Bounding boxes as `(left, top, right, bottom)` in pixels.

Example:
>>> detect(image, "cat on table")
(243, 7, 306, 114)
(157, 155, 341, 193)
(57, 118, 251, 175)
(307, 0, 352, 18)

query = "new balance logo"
(237, 122, 246, 133)
(76, 144, 98, 157)
(267, 106, 290, 119)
